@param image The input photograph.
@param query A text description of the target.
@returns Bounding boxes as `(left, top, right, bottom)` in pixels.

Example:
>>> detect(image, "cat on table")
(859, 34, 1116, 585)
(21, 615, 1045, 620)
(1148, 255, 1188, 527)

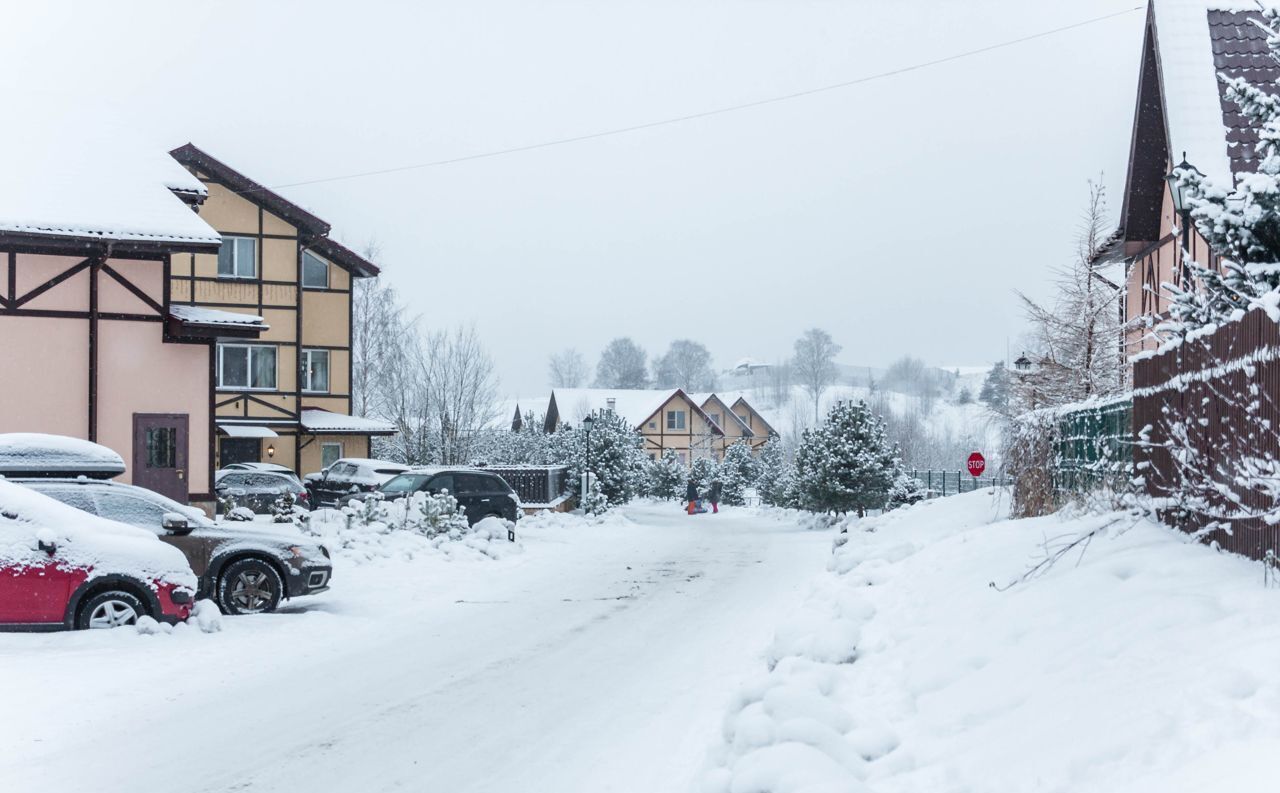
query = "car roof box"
(0, 433, 126, 479)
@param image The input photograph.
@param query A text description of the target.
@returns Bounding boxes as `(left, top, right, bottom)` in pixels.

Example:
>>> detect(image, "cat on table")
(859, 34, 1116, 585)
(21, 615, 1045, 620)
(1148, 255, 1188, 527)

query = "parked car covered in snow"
(0, 479, 196, 631)
(215, 467, 310, 513)
(304, 458, 409, 507)
(0, 433, 332, 616)
(378, 468, 522, 525)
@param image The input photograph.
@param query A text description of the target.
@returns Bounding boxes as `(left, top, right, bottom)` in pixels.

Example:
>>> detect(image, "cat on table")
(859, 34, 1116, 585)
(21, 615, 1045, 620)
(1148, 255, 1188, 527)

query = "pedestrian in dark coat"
(685, 479, 699, 515)
(709, 479, 723, 514)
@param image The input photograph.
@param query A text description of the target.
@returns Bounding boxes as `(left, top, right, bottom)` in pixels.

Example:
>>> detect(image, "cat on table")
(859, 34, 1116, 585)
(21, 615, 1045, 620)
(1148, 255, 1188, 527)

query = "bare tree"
(350, 242, 404, 419)
(792, 328, 842, 423)
(548, 348, 589, 388)
(595, 337, 649, 389)
(652, 339, 717, 391)
(425, 324, 499, 465)
(1014, 179, 1124, 410)
(761, 359, 793, 409)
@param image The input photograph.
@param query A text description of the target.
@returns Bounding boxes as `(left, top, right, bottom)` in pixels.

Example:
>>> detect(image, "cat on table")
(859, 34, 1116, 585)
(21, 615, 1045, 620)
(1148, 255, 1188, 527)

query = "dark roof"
(1207, 9, 1276, 176)
(308, 234, 380, 278)
(170, 144, 330, 236)
(169, 143, 380, 277)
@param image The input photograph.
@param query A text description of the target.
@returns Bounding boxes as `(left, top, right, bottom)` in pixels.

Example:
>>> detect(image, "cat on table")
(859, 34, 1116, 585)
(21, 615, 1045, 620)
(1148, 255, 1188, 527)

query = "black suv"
(20, 478, 332, 616)
(378, 469, 521, 525)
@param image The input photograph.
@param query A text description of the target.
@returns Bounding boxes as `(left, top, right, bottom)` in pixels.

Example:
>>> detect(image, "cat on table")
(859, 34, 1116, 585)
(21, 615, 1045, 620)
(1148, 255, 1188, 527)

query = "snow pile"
(703, 489, 1280, 792)
(0, 480, 195, 591)
(135, 600, 221, 636)
(302, 504, 522, 563)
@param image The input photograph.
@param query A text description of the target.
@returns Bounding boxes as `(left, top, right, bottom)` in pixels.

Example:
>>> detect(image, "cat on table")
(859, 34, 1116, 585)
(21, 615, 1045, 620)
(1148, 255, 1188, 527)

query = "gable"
(1122, 14, 1171, 245)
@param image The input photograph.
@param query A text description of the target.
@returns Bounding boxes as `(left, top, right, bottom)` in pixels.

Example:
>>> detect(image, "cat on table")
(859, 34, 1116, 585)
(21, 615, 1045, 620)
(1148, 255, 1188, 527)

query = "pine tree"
(792, 401, 897, 516)
(754, 438, 791, 506)
(689, 456, 718, 495)
(1168, 5, 1280, 332)
(717, 441, 759, 506)
(551, 410, 646, 506)
(642, 449, 686, 500)
(978, 362, 1009, 411)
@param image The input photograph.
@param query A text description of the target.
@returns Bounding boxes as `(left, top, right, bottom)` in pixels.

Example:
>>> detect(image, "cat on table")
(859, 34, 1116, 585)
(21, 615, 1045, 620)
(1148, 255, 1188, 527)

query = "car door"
(215, 472, 251, 510)
(0, 522, 82, 626)
(90, 489, 211, 580)
(450, 473, 489, 525)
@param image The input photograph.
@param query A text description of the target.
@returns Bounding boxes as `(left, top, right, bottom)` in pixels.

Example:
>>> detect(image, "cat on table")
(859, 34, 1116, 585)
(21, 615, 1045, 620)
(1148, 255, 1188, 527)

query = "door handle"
(177, 469, 185, 480)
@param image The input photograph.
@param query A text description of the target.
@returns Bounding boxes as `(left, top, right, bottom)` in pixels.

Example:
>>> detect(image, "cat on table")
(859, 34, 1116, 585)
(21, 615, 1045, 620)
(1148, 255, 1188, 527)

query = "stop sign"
(967, 452, 986, 477)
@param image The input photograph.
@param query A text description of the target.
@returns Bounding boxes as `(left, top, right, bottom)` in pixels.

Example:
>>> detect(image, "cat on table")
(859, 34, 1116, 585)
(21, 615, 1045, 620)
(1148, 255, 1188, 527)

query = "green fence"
(1052, 397, 1132, 496)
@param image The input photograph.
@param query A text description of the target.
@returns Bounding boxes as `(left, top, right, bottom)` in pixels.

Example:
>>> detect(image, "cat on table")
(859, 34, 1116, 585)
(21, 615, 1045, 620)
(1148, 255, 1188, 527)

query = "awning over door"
(217, 424, 279, 438)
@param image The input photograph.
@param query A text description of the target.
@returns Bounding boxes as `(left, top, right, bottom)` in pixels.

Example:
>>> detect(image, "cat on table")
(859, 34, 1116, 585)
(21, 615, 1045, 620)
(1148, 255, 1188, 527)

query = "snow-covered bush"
(885, 471, 926, 510)
(792, 400, 896, 516)
(224, 505, 255, 522)
(718, 441, 758, 506)
(270, 491, 308, 526)
(408, 490, 471, 536)
(580, 478, 610, 516)
(642, 449, 686, 500)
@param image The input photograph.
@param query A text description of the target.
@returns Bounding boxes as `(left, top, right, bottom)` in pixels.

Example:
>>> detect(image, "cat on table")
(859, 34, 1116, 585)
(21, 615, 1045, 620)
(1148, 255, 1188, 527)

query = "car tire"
(76, 588, 147, 630)
(217, 558, 284, 616)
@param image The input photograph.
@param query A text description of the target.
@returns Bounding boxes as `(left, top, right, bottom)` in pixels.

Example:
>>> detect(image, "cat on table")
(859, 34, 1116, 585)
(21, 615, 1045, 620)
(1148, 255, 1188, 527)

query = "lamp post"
(581, 413, 594, 504)
(1166, 153, 1203, 287)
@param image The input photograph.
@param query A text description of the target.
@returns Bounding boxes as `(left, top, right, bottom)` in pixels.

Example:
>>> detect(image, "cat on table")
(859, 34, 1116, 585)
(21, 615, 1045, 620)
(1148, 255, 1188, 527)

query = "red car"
(0, 479, 197, 631)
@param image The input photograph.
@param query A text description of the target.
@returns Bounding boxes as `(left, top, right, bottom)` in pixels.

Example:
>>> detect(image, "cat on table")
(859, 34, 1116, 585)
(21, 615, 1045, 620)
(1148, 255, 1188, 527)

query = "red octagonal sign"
(967, 452, 986, 477)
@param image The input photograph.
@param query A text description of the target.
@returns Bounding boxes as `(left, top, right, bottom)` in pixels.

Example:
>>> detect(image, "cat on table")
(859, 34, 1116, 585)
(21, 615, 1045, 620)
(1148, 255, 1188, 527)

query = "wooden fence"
(1132, 308, 1280, 561)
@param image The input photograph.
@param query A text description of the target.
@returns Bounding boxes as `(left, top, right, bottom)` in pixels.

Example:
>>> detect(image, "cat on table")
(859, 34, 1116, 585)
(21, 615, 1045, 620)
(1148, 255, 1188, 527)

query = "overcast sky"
(3, 0, 1147, 396)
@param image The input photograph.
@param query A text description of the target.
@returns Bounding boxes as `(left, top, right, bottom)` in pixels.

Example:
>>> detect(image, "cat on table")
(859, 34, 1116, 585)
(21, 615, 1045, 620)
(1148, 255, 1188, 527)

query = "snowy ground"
(703, 490, 1280, 792)
(0, 502, 831, 793)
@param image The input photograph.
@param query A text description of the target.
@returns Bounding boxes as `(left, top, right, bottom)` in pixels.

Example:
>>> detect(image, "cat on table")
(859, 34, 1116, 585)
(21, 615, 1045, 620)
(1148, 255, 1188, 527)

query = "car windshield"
(381, 474, 431, 493)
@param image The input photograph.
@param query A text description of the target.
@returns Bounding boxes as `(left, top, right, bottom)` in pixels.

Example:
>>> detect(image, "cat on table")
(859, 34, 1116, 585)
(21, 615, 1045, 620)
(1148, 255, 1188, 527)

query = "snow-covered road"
(0, 503, 830, 793)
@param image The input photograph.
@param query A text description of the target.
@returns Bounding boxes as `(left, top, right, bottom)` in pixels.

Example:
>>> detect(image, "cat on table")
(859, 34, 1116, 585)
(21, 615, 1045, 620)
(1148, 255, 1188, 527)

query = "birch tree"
(792, 328, 841, 423)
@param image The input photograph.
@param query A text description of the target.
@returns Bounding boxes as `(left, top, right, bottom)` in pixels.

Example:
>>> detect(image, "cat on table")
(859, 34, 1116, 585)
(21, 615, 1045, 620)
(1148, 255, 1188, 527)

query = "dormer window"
(302, 250, 329, 289)
(217, 236, 257, 279)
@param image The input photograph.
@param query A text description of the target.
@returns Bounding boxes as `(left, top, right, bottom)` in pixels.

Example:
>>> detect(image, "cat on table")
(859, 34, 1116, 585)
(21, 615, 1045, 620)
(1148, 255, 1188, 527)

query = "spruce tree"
(642, 449, 686, 500)
(689, 456, 718, 494)
(754, 438, 790, 506)
(717, 441, 759, 506)
(792, 400, 897, 516)
(550, 410, 645, 507)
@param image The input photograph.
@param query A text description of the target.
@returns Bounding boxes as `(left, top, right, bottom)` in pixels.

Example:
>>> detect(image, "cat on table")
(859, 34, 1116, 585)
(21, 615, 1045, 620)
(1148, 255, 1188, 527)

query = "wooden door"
(133, 414, 189, 502)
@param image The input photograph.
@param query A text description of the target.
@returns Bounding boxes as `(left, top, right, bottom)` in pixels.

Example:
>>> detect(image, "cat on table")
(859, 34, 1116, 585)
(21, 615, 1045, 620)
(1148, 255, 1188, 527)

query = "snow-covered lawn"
(0, 501, 831, 793)
(703, 490, 1280, 792)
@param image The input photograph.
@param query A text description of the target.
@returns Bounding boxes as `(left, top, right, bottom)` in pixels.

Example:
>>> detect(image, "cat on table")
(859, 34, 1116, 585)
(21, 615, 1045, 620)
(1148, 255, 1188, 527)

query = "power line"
(266, 5, 1143, 192)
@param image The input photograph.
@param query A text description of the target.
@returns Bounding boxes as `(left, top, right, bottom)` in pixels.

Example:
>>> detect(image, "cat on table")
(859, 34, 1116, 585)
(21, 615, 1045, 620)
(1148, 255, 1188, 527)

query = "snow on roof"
(1152, 0, 1259, 185)
(0, 479, 196, 590)
(686, 393, 753, 435)
(300, 409, 396, 434)
(169, 305, 268, 329)
(549, 388, 692, 429)
(0, 433, 125, 477)
(0, 134, 221, 246)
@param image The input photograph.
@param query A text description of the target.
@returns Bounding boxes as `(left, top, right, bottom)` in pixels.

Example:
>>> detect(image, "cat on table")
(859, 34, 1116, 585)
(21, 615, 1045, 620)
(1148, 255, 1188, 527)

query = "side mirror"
(162, 512, 192, 534)
(37, 539, 57, 556)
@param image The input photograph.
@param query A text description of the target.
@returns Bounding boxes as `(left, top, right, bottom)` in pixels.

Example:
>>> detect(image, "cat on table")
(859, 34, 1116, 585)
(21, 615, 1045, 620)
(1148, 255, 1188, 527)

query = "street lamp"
(1166, 153, 1203, 286)
(581, 413, 594, 503)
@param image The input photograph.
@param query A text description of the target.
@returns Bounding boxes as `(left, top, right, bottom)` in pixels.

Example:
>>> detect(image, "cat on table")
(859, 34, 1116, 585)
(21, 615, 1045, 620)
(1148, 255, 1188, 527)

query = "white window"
(217, 236, 257, 279)
(321, 442, 343, 469)
(666, 410, 686, 430)
(302, 250, 329, 289)
(738, 413, 750, 427)
(218, 344, 277, 390)
(302, 349, 330, 393)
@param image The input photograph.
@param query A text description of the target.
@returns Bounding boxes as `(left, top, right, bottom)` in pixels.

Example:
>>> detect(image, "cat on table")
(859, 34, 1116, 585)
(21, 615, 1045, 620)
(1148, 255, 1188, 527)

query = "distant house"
(537, 388, 777, 463)
(1116, 1, 1269, 356)
(0, 146, 228, 504)
(167, 144, 394, 476)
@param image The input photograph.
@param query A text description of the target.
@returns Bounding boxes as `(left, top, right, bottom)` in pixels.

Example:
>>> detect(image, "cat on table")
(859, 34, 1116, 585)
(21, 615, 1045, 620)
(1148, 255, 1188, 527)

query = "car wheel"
(217, 558, 284, 616)
(77, 589, 146, 630)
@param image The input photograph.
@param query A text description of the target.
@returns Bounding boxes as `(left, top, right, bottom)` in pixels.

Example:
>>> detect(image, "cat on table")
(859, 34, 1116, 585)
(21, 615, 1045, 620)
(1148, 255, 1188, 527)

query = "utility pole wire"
(255, 6, 1142, 193)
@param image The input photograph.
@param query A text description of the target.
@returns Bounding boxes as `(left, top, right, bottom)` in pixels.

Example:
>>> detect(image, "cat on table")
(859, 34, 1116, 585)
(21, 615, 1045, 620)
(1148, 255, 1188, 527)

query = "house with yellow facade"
(167, 144, 393, 477)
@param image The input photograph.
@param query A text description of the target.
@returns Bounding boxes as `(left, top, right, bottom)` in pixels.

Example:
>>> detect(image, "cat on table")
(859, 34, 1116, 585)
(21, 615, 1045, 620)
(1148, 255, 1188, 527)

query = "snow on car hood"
(0, 480, 196, 590)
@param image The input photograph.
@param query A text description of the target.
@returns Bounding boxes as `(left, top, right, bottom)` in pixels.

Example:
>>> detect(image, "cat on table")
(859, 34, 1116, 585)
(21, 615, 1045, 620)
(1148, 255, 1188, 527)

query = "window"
(302, 349, 330, 393)
(302, 250, 329, 289)
(648, 421, 656, 430)
(677, 451, 688, 465)
(145, 427, 176, 469)
(92, 491, 170, 533)
(218, 344, 277, 390)
(709, 412, 721, 427)
(454, 473, 487, 495)
(738, 413, 750, 427)
(217, 236, 257, 279)
(426, 474, 454, 494)
(666, 410, 686, 430)
(321, 442, 343, 469)
(381, 473, 430, 494)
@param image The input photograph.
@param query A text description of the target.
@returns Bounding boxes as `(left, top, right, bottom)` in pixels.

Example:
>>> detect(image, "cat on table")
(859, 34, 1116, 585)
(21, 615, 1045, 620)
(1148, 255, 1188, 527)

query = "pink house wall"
(0, 315, 90, 438)
(96, 320, 210, 491)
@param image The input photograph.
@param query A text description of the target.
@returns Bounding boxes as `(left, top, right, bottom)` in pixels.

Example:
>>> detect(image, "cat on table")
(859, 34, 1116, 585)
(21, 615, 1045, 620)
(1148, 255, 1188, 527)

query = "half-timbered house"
(0, 147, 242, 505)
(1118, 0, 1269, 356)
(166, 145, 394, 477)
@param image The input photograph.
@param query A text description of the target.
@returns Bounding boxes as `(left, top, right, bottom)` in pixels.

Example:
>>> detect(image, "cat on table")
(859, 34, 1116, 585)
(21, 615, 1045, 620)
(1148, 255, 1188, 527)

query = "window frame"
(301, 249, 330, 289)
(666, 410, 686, 431)
(301, 348, 331, 394)
(217, 235, 258, 280)
(217, 343, 278, 391)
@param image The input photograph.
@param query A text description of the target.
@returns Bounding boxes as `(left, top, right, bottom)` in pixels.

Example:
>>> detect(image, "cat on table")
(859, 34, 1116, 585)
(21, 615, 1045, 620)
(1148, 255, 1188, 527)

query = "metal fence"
(485, 465, 570, 507)
(1053, 396, 1133, 497)
(905, 469, 1014, 499)
(1133, 309, 1280, 562)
